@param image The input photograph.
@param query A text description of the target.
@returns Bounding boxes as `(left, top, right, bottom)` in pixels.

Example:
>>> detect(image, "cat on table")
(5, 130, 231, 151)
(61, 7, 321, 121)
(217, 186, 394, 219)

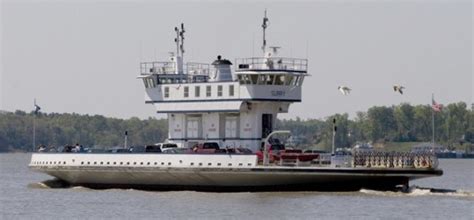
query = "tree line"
(0, 111, 167, 152)
(277, 102, 474, 151)
(0, 102, 472, 152)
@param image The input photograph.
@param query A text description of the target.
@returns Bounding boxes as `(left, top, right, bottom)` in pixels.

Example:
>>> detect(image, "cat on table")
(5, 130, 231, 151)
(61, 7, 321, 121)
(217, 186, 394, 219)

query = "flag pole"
(332, 118, 336, 155)
(432, 93, 435, 150)
(33, 98, 36, 152)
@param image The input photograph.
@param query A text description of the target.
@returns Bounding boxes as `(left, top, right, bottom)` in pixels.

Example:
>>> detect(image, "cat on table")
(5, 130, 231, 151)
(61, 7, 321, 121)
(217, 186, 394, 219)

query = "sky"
(1, 0, 472, 120)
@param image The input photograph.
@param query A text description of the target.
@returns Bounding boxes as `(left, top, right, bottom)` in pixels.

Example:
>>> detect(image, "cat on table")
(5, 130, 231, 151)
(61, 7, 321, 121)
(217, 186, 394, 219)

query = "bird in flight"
(338, 86, 351, 95)
(393, 85, 405, 94)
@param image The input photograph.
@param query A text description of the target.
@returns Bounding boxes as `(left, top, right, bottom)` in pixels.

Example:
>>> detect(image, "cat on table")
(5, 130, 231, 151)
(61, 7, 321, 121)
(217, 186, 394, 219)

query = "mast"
(174, 23, 185, 74)
(261, 10, 269, 54)
(180, 23, 185, 60)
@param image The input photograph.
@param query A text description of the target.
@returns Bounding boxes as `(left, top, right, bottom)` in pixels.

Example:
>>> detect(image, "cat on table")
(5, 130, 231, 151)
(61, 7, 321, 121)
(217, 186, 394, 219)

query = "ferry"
(29, 12, 442, 191)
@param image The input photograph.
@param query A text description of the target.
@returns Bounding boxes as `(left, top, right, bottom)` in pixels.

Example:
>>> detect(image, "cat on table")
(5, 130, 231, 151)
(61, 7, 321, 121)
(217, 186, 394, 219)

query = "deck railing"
(140, 61, 211, 76)
(235, 57, 308, 72)
(141, 61, 177, 75)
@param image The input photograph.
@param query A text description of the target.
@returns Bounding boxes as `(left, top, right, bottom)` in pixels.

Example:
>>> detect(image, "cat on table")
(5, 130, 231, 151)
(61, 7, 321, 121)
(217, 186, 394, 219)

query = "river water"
(0, 153, 473, 219)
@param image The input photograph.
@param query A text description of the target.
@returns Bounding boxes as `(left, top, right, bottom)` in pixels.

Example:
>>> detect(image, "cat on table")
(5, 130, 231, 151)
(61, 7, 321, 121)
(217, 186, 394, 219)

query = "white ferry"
(29, 12, 442, 191)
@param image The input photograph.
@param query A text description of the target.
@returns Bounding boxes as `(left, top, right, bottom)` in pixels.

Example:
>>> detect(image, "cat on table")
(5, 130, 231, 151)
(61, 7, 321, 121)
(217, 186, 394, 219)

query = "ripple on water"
(359, 185, 474, 197)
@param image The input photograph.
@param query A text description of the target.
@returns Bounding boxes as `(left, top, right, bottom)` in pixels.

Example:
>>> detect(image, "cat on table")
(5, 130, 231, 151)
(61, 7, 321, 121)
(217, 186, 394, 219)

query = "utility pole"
(124, 131, 128, 149)
(332, 118, 337, 155)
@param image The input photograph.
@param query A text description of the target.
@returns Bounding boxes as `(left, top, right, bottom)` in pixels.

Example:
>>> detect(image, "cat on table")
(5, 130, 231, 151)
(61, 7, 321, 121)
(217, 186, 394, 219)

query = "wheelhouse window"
(298, 76, 305, 86)
(266, 75, 275, 85)
(293, 76, 300, 86)
(184, 86, 189, 98)
(285, 75, 294, 86)
(164, 87, 169, 98)
(195, 86, 200, 97)
(143, 77, 156, 88)
(229, 85, 234, 96)
(217, 85, 223, 97)
(250, 75, 258, 84)
(206, 86, 211, 97)
(275, 75, 285, 85)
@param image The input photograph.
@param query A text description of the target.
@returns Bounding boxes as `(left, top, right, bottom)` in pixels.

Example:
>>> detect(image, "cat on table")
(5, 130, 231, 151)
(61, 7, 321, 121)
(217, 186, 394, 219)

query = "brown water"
(1, 153, 473, 219)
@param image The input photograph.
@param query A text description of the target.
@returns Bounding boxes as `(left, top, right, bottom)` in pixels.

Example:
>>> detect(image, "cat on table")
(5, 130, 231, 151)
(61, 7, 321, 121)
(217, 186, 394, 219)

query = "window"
(164, 87, 169, 98)
(143, 78, 156, 88)
(293, 76, 300, 86)
(217, 85, 223, 97)
(267, 75, 275, 85)
(195, 86, 200, 97)
(286, 76, 294, 86)
(275, 75, 285, 85)
(258, 75, 266, 85)
(229, 85, 234, 96)
(298, 76, 305, 86)
(206, 86, 211, 97)
(184, 86, 189, 97)
(250, 75, 258, 84)
(208, 163, 212, 166)
(238, 75, 245, 84)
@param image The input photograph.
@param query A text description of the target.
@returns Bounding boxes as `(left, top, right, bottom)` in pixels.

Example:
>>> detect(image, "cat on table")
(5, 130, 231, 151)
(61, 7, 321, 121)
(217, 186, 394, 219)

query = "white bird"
(393, 85, 405, 94)
(338, 86, 351, 95)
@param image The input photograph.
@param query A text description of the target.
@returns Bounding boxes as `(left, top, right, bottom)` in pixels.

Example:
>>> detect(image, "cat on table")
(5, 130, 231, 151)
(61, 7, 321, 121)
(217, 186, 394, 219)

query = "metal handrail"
(235, 57, 308, 72)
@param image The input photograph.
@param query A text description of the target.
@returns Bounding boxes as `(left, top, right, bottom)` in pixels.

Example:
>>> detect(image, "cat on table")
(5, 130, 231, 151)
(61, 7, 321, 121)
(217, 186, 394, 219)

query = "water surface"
(1, 153, 473, 219)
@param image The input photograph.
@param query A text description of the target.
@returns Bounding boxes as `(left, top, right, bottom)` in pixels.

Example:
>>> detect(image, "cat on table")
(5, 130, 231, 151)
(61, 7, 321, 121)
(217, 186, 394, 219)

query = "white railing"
(140, 62, 211, 76)
(141, 61, 177, 74)
(235, 57, 308, 72)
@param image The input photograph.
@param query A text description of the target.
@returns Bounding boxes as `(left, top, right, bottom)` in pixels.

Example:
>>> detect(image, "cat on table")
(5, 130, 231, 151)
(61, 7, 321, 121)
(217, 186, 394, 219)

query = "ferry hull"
(31, 166, 442, 191)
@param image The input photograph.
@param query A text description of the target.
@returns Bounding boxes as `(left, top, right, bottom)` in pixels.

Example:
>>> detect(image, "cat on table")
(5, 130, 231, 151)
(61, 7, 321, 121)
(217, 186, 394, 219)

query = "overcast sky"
(1, 0, 472, 120)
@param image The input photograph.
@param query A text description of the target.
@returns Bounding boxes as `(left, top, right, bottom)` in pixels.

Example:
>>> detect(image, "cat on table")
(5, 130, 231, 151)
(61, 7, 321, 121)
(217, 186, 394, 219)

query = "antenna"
(180, 23, 185, 58)
(174, 26, 180, 57)
(261, 9, 269, 54)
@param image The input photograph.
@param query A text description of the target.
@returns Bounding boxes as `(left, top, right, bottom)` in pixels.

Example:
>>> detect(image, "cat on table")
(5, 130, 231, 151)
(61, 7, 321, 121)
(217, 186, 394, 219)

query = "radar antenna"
(179, 23, 185, 58)
(174, 27, 180, 57)
(174, 23, 186, 58)
(261, 9, 269, 54)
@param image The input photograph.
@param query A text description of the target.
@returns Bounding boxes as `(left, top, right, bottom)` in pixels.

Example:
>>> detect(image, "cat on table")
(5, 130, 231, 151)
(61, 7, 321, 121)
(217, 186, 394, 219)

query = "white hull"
(29, 153, 442, 191)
